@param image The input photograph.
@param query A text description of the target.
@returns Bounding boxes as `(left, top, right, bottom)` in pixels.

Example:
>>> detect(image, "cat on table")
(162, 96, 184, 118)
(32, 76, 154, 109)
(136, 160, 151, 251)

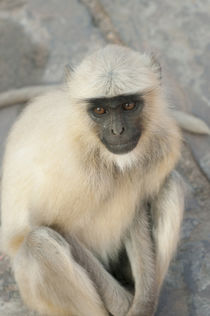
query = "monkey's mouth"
(102, 137, 140, 155)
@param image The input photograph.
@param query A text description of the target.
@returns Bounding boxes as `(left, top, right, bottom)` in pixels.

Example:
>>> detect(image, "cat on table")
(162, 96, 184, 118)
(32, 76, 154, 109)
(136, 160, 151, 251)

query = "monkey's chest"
(60, 185, 139, 263)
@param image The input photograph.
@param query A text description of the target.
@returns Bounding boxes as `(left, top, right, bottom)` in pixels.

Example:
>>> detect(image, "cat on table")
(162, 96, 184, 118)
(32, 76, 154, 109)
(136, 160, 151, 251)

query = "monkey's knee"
(13, 227, 73, 315)
(14, 227, 108, 316)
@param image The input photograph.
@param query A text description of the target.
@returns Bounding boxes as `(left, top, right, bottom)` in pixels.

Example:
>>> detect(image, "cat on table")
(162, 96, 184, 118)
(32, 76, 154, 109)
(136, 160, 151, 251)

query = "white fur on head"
(68, 45, 161, 100)
(66, 45, 168, 171)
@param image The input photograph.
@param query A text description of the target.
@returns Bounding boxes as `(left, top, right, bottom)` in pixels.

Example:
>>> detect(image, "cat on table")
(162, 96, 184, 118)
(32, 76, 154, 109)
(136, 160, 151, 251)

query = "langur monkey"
(1, 45, 184, 316)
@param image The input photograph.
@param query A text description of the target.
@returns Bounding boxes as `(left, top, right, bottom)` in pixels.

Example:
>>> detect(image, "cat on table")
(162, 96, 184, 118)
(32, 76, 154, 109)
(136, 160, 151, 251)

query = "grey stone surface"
(0, 0, 105, 92)
(165, 147, 210, 316)
(0, 18, 49, 93)
(0, 0, 210, 315)
(101, 0, 210, 108)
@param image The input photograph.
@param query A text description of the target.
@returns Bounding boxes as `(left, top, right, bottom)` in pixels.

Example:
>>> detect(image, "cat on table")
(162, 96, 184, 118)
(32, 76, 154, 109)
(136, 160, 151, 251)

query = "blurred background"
(0, 0, 210, 315)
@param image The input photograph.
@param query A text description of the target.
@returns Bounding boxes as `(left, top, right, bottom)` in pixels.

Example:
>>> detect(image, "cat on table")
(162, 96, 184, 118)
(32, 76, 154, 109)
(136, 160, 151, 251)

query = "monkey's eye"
(122, 102, 136, 111)
(93, 107, 106, 115)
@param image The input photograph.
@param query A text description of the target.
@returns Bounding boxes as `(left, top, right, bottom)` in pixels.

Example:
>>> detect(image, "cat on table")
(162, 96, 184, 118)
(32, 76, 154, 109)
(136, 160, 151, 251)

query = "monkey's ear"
(150, 54, 162, 82)
(64, 64, 74, 82)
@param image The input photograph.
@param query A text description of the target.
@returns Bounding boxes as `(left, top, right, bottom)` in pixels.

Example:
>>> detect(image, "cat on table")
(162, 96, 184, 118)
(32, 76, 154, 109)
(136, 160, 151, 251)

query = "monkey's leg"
(125, 171, 184, 316)
(64, 234, 133, 316)
(125, 208, 157, 316)
(13, 227, 109, 316)
(151, 171, 184, 292)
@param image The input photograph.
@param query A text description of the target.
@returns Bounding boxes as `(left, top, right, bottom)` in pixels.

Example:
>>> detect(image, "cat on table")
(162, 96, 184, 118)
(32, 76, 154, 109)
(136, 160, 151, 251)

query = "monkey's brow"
(85, 93, 144, 108)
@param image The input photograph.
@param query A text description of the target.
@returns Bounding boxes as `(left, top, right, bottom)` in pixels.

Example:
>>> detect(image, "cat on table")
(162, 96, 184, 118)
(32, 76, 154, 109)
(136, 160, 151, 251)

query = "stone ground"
(0, 0, 210, 315)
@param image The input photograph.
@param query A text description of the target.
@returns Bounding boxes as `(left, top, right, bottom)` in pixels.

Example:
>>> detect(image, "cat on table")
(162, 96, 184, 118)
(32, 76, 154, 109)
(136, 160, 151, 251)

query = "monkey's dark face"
(87, 94, 144, 154)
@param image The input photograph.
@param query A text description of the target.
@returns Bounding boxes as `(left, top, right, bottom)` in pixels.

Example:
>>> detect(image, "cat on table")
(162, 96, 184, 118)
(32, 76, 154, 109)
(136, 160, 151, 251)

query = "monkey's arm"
(64, 234, 133, 316)
(125, 171, 184, 316)
(151, 171, 184, 292)
(125, 207, 157, 316)
(13, 226, 132, 316)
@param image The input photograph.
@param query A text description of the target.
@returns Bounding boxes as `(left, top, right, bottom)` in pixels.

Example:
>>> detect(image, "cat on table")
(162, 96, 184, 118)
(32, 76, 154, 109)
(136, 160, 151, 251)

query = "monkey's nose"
(111, 126, 125, 136)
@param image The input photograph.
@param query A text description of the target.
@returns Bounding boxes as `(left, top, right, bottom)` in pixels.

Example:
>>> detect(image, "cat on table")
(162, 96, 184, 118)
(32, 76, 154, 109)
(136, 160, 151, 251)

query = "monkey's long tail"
(172, 110, 210, 135)
(0, 85, 61, 109)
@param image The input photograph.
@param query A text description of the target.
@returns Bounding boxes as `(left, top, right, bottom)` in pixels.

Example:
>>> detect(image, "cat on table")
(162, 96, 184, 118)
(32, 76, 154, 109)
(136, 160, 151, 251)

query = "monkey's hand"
(125, 171, 184, 316)
(65, 234, 133, 316)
